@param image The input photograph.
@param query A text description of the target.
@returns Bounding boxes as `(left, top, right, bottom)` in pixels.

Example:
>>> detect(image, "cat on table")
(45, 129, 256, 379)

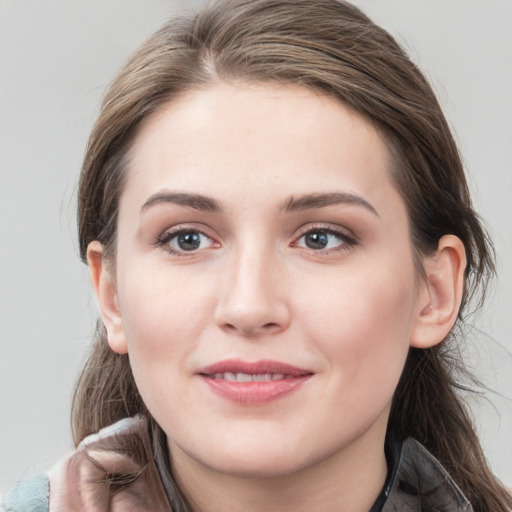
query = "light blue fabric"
(0, 474, 49, 512)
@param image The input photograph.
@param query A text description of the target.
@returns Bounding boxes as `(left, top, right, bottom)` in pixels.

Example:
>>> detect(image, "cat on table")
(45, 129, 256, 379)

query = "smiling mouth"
(208, 372, 293, 382)
(198, 359, 313, 405)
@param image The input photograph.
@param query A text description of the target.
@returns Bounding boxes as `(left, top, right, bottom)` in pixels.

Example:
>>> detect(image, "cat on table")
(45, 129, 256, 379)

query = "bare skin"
(88, 82, 466, 511)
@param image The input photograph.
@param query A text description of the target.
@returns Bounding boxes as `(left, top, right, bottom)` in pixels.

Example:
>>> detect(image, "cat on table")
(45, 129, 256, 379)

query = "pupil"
(177, 232, 201, 250)
(305, 232, 328, 249)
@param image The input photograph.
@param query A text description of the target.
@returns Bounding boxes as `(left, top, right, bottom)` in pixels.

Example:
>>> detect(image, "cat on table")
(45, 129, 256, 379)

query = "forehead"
(123, 82, 401, 215)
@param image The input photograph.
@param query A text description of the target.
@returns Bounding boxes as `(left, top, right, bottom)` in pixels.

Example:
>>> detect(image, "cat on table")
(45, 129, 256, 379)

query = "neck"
(169, 423, 388, 512)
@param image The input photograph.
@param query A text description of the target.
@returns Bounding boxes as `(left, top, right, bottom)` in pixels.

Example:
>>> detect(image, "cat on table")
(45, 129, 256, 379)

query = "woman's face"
(107, 83, 424, 478)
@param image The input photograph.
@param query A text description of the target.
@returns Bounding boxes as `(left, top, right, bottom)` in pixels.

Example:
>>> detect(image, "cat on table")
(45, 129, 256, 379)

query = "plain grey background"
(1, 0, 511, 495)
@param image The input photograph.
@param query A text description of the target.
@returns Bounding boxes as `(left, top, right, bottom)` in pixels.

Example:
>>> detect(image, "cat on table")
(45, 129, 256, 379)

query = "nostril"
(215, 300, 291, 336)
(222, 322, 281, 336)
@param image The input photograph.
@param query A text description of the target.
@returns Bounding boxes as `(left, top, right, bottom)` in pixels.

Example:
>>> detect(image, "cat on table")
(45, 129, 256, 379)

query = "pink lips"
(199, 359, 313, 405)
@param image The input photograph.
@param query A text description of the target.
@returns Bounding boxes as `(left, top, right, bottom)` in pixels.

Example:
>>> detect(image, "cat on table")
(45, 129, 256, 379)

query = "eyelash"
(154, 226, 218, 257)
(292, 224, 359, 254)
(154, 224, 358, 256)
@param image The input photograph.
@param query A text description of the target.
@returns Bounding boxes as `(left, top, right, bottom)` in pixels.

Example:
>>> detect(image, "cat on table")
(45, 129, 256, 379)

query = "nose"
(214, 248, 291, 337)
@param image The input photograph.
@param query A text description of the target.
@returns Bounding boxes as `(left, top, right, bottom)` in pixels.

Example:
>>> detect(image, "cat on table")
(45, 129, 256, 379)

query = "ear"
(87, 241, 128, 354)
(410, 235, 467, 349)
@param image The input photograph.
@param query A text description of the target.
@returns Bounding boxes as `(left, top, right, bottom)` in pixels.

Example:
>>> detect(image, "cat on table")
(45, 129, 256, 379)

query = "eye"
(294, 228, 356, 252)
(157, 229, 217, 254)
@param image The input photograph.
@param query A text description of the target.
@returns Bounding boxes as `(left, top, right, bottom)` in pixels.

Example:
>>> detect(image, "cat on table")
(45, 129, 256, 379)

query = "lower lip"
(201, 375, 312, 405)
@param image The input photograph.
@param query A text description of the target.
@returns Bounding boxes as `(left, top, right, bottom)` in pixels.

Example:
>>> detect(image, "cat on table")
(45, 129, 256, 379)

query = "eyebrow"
(141, 192, 224, 214)
(140, 190, 378, 217)
(280, 192, 378, 216)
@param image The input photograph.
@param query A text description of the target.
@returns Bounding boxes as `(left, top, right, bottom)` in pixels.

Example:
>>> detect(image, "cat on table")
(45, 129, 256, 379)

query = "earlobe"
(410, 235, 467, 349)
(87, 241, 128, 354)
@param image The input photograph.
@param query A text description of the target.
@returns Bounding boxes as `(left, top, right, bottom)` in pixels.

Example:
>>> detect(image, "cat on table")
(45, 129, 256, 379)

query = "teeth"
(211, 372, 287, 382)
(253, 374, 271, 382)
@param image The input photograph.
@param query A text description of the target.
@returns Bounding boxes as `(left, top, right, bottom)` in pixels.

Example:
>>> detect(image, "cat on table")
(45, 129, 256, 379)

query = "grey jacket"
(1, 417, 472, 512)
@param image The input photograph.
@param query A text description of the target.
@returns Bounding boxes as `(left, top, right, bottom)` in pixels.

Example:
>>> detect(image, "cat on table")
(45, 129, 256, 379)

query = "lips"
(198, 359, 313, 405)
(210, 372, 289, 382)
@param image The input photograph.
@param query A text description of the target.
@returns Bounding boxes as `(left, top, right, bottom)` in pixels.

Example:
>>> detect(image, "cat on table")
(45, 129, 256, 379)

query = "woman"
(3, 0, 510, 510)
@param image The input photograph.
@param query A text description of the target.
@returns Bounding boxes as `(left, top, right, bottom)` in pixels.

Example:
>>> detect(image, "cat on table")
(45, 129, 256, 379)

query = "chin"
(188, 428, 337, 480)
(204, 451, 309, 479)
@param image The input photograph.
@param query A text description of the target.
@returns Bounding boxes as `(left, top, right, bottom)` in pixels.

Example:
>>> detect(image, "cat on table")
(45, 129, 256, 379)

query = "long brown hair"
(72, 1, 511, 509)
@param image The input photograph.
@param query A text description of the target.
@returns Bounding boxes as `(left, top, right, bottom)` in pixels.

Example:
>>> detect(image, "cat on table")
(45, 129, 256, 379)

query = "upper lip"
(199, 359, 313, 376)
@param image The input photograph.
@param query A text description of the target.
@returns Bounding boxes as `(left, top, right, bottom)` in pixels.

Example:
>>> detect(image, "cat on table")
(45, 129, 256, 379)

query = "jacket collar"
(48, 417, 473, 511)
(376, 437, 473, 511)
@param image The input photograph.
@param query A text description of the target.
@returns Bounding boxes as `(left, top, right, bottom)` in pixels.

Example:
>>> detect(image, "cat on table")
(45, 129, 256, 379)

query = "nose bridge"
(233, 243, 272, 303)
(215, 236, 289, 336)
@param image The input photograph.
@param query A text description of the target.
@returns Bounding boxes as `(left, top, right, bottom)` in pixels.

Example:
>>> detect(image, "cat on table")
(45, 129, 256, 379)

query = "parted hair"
(72, 1, 511, 510)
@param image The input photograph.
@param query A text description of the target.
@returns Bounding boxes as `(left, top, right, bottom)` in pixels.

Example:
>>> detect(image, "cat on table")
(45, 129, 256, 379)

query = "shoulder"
(1, 473, 49, 512)
(2, 417, 172, 512)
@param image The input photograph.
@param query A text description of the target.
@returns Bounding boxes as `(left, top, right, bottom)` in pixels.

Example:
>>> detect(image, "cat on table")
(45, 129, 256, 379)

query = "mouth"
(198, 359, 313, 405)
(208, 372, 294, 382)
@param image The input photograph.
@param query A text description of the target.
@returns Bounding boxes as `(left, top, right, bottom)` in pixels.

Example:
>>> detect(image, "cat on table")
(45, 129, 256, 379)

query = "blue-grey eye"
(297, 230, 345, 250)
(305, 232, 329, 249)
(170, 231, 213, 251)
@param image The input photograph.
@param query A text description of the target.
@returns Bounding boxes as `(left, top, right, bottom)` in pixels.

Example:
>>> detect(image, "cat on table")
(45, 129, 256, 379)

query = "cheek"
(118, 261, 214, 342)
(296, 261, 416, 401)
(115, 265, 217, 394)
(115, 270, 216, 423)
